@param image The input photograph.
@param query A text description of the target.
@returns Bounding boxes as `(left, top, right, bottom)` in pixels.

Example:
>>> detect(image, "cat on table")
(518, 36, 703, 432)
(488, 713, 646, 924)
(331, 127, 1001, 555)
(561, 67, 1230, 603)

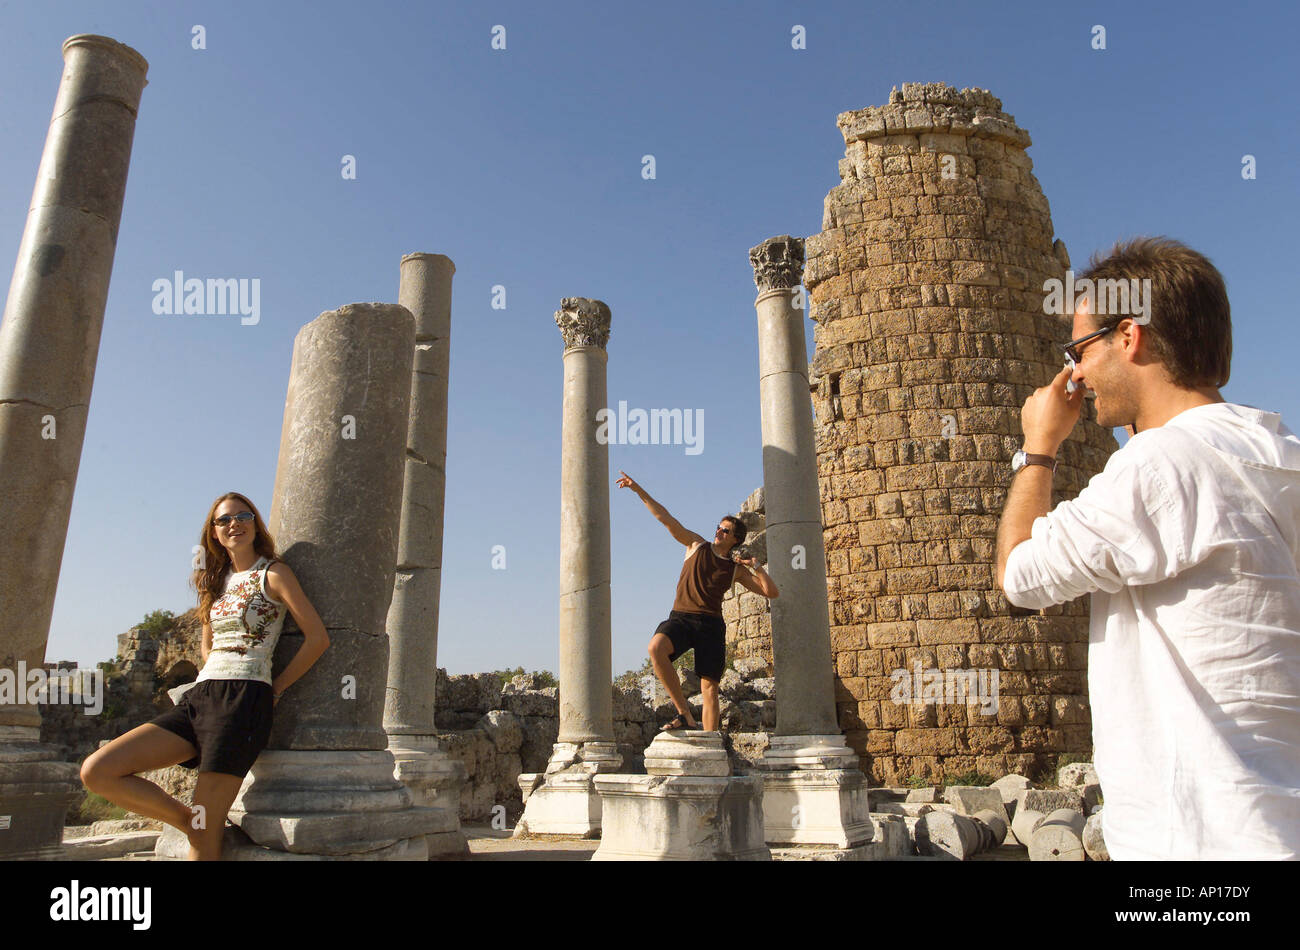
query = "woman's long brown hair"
(193, 492, 278, 619)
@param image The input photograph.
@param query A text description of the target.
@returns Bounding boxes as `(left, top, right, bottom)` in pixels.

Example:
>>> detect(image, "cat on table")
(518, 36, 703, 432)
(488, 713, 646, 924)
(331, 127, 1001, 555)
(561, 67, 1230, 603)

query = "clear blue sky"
(2, 0, 1293, 675)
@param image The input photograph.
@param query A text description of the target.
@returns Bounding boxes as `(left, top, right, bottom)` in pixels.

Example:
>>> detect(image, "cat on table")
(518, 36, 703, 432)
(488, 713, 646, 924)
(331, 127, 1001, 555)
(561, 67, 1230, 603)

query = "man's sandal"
(661, 713, 700, 732)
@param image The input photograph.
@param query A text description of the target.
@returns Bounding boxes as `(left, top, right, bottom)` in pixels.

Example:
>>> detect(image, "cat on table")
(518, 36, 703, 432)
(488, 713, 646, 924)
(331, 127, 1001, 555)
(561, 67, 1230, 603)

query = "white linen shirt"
(1004, 402, 1300, 860)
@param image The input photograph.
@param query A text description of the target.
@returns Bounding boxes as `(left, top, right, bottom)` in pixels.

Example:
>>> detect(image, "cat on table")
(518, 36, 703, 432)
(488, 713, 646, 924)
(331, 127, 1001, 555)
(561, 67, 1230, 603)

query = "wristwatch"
(1011, 448, 1057, 474)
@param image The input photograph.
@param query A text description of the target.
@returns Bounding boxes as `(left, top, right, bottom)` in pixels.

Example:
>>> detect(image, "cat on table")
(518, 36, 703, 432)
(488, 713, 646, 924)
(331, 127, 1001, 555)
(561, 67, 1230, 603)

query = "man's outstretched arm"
(616, 470, 704, 546)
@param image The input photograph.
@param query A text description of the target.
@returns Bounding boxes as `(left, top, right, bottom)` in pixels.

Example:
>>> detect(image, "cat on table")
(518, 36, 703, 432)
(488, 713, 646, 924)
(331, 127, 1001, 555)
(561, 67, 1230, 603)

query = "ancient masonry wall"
(729, 83, 1118, 787)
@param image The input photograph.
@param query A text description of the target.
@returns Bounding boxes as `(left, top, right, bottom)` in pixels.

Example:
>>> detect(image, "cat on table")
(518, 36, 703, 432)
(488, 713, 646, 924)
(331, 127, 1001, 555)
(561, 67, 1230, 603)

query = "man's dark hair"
(722, 515, 747, 545)
(1079, 236, 1231, 388)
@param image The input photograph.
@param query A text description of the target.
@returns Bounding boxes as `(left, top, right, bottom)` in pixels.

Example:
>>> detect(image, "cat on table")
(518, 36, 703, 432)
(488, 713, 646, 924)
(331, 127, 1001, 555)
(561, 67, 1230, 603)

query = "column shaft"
(385, 252, 454, 735)
(751, 237, 839, 737)
(221, 304, 448, 859)
(0, 34, 147, 861)
(557, 344, 613, 742)
(0, 34, 148, 730)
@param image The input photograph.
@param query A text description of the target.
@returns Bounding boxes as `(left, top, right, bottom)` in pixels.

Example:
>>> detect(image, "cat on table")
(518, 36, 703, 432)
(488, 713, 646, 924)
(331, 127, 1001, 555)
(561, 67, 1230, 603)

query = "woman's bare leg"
(188, 771, 245, 861)
(80, 724, 199, 835)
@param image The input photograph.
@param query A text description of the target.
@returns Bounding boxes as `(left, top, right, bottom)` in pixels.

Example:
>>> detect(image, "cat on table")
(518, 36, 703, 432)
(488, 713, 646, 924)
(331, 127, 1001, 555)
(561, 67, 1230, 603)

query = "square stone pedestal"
(224, 749, 450, 859)
(0, 728, 82, 860)
(589, 729, 769, 860)
(513, 740, 621, 838)
(387, 734, 469, 859)
(758, 734, 873, 857)
(762, 770, 873, 846)
(592, 774, 770, 861)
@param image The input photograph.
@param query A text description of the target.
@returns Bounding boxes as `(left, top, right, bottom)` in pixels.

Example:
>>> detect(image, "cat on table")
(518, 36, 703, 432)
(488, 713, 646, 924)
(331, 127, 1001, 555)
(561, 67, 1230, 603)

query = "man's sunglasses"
(1063, 325, 1114, 363)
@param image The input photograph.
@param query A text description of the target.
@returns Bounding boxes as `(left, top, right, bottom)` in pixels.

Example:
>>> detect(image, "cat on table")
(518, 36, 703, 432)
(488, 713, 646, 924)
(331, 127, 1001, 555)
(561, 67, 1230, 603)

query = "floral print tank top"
(195, 555, 288, 686)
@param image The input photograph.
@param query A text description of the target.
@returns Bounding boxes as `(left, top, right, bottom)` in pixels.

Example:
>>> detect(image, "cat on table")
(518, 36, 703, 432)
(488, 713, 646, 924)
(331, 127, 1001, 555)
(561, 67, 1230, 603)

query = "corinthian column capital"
(749, 235, 806, 293)
(555, 297, 611, 350)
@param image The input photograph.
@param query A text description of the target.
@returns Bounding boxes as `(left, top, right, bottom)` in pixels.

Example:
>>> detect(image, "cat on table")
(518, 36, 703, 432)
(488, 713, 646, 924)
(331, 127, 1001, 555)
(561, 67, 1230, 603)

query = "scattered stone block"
(867, 814, 912, 858)
(1020, 788, 1085, 815)
(944, 785, 1009, 828)
(1083, 811, 1109, 861)
(972, 808, 1008, 847)
(1010, 807, 1045, 847)
(1058, 762, 1099, 788)
(991, 773, 1032, 804)
(916, 811, 982, 860)
(1029, 808, 1087, 861)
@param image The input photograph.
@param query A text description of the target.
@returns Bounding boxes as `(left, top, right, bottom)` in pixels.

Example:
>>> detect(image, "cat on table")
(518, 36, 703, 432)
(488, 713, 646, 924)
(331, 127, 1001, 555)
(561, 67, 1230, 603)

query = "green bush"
(905, 774, 931, 788)
(99, 700, 125, 721)
(613, 657, 653, 691)
(66, 791, 129, 826)
(137, 609, 177, 638)
(945, 770, 996, 787)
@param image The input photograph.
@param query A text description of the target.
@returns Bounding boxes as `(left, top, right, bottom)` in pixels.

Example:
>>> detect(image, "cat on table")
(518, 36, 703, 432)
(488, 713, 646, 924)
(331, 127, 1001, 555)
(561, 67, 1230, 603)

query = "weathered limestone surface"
(1028, 807, 1087, 861)
(750, 235, 840, 739)
(384, 253, 467, 858)
(0, 33, 149, 860)
(804, 83, 1117, 785)
(514, 298, 620, 836)
(749, 235, 870, 855)
(592, 731, 769, 861)
(224, 303, 445, 859)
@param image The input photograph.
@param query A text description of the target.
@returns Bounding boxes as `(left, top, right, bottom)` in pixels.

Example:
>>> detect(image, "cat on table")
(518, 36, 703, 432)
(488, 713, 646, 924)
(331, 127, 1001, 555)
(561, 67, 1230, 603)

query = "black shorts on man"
(655, 609, 727, 681)
(148, 678, 273, 778)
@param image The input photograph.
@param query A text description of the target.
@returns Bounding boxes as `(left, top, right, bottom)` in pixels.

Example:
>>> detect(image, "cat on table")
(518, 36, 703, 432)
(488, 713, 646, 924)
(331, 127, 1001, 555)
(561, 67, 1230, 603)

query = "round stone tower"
(801, 83, 1118, 786)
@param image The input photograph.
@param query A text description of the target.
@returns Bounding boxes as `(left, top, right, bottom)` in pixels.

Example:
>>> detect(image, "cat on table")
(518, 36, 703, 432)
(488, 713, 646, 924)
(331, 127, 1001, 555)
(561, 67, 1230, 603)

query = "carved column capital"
(749, 235, 806, 293)
(555, 297, 611, 350)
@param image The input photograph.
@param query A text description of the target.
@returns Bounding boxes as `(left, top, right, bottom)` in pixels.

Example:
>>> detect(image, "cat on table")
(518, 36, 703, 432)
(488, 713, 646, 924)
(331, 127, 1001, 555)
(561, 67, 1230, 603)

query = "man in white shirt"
(996, 236, 1300, 860)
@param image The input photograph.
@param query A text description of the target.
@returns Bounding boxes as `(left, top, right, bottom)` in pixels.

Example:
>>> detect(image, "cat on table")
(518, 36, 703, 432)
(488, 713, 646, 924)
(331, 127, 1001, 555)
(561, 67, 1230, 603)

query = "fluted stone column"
(749, 236, 871, 852)
(384, 253, 467, 858)
(514, 298, 620, 837)
(210, 303, 448, 860)
(0, 34, 148, 860)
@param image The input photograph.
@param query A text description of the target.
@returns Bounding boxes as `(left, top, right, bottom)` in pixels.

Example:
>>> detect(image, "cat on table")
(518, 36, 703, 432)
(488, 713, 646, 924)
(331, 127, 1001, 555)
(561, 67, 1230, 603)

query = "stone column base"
(226, 749, 450, 858)
(387, 733, 468, 859)
(758, 733, 861, 770)
(644, 730, 729, 776)
(155, 822, 428, 861)
(513, 740, 622, 837)
(592, 774, 770, 861)
(0, 728, 82, 860)
(759, 768, 873, 848)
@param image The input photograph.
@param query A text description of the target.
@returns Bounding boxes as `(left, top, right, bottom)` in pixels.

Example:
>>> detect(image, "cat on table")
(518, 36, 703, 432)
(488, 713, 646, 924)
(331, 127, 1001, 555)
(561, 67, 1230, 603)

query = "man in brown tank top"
(616, 470, 779, 733)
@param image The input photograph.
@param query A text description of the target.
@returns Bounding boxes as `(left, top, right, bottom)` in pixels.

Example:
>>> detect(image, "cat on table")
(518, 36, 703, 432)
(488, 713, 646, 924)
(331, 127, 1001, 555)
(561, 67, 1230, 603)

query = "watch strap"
(1021, 452, 1057, 473)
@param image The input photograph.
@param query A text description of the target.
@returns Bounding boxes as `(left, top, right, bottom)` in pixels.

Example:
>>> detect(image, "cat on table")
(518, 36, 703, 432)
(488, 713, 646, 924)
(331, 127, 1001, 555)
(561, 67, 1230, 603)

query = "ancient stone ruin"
(727, 82, 1117, 788)
(1, 31, 1118, 862)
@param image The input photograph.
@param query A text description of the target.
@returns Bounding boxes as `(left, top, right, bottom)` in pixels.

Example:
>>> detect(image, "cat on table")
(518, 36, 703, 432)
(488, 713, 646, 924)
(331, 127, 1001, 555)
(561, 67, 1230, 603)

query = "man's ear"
(1117, 318, 1141, 362)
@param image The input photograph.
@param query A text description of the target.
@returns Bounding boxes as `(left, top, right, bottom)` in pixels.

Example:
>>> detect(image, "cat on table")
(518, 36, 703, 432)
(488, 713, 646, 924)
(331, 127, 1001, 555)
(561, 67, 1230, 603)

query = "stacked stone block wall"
(733, 84, 1118, 787)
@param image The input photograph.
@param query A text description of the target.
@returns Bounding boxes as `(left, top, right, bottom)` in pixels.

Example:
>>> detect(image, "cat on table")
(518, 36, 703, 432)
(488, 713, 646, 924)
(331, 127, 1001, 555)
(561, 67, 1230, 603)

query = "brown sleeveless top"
(671, 542, 737, 616)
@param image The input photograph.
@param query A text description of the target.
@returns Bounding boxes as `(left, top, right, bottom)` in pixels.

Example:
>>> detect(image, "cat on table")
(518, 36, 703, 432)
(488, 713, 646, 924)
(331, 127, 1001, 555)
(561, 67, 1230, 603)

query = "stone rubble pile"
(868, 760, 1108, 860)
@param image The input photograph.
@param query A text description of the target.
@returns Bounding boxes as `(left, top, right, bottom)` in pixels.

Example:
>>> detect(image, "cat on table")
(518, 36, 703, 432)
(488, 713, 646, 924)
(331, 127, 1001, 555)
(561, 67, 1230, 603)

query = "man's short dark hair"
(722, 515, 747, 545)
(1079, 236, 1231, 388)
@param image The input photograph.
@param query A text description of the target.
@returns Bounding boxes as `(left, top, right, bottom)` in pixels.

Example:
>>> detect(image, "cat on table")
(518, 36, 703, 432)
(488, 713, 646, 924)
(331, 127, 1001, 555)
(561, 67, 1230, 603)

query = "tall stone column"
(0, 34, 148, 860)
(514, 297, 621, 837)
(383, 253, 467, 858)
(750, 235, 872, 852)
(214, 303, 447, 859)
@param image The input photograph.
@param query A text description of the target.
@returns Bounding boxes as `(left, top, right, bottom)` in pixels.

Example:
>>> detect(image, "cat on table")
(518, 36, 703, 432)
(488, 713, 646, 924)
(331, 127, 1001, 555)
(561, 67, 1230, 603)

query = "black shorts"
(655, 610, 727, 682)
(148, 679, 273, 778)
